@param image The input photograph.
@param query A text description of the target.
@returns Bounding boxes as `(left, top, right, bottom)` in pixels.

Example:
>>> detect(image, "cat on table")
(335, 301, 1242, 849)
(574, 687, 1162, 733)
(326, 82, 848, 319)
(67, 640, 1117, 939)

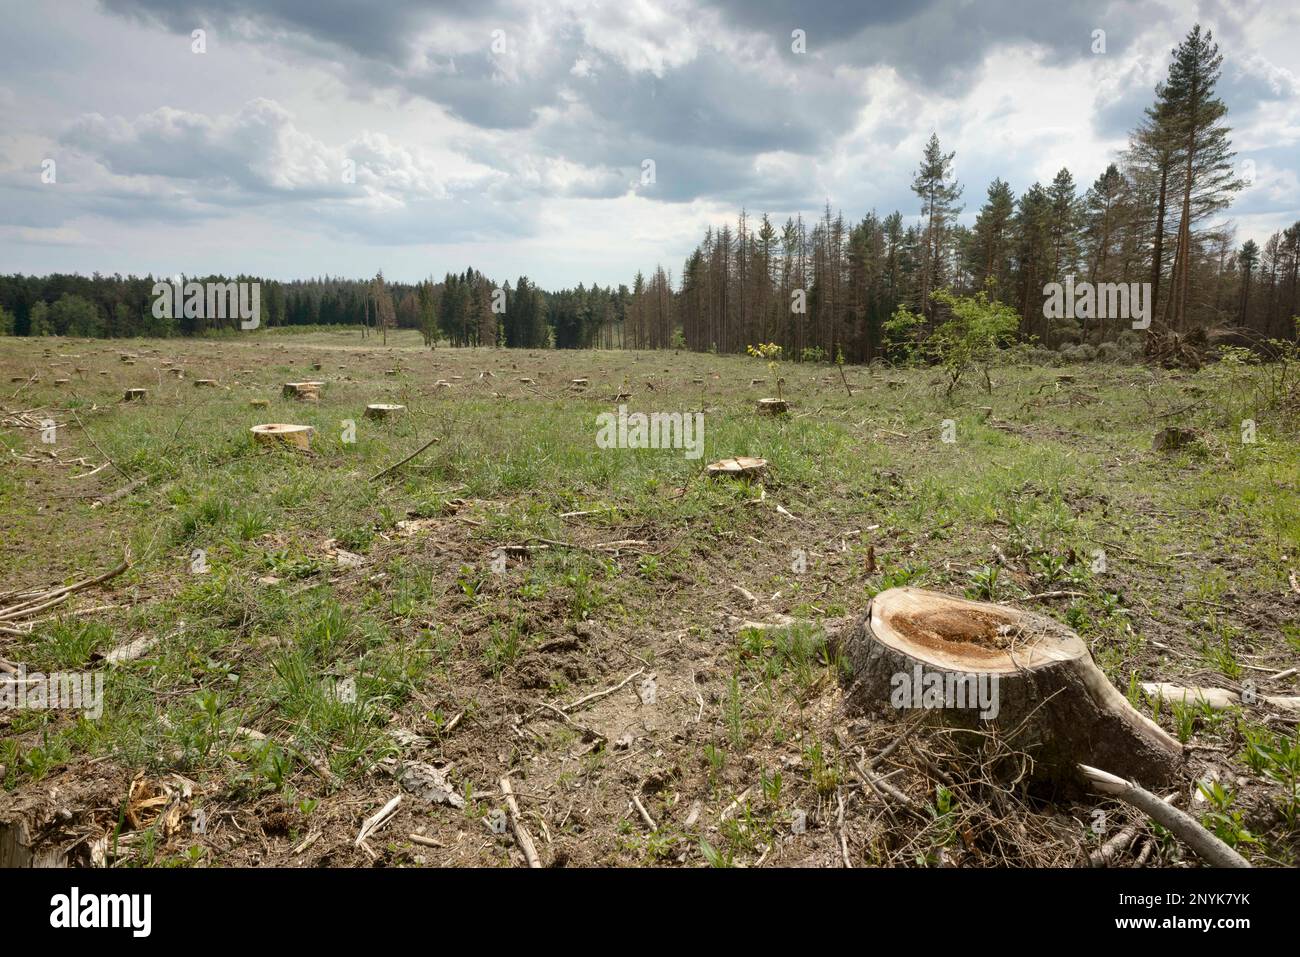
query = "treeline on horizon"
(2, 25, 1297, 361)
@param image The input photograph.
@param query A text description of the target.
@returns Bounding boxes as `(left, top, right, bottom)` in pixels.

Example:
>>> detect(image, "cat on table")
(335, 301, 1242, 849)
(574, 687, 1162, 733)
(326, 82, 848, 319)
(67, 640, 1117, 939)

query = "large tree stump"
(841, 587, 1183, 786)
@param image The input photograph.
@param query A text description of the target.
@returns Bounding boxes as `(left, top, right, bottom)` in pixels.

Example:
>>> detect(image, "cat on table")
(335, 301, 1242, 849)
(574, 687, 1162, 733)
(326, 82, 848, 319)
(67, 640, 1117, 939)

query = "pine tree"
(910, 133, 963, 320)
(1156, 25, 1243, 330)
(967, 178, 1016, 295)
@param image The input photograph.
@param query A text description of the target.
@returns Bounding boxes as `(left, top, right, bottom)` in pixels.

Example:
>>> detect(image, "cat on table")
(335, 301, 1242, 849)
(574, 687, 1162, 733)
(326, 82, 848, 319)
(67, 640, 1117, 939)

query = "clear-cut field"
(1, 328, 1297, 867)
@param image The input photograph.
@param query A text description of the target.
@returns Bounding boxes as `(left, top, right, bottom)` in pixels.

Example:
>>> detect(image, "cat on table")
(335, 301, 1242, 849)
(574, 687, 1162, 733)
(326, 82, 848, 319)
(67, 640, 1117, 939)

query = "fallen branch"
(1078, 764, 1250, 868)
(355, 795, 402, 845)
(1089, 793, 1178, 867)
(92, 478, 146, 509)
(561, 668, 644, 714)
(631, 794, 658, 831)
(0, 558, 129, 622)
(499, 776, 541, 868)
(369, 435, 440, 482)
(68, 402, 133, 482)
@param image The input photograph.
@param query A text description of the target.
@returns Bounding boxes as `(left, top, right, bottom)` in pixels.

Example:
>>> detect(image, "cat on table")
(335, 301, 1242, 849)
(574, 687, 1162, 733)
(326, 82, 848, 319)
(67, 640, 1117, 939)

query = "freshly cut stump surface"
(250, 423, 313, 451)
(841, 587, 1182, 786)
(364, 403, 405, 420)
(706, 456, 768, 480)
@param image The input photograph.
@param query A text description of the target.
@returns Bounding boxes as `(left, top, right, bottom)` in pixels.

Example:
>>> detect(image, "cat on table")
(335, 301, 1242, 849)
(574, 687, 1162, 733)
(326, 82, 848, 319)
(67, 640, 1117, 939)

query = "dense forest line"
(2, 26, 1296, 360)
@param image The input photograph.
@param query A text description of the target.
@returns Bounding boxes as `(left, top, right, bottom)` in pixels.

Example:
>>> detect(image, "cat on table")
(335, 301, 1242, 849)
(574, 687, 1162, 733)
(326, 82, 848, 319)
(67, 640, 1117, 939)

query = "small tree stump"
(312, 362, 323, 371)
(169, 368, 184, 378)
(706, 456, 768, 480)
(365, 403, 405, 420)
(757, 398, 789, 415)
(123, 388, 147, 402)
(1153, 427, 1197, 452)
(250, 399, 269, 409)
(570, 378, 589, 388)
(53, 378, 70, 386)
(840, 587, 1183, 786)
(194, 379, 217, 388)
(250, 423, 313, 451)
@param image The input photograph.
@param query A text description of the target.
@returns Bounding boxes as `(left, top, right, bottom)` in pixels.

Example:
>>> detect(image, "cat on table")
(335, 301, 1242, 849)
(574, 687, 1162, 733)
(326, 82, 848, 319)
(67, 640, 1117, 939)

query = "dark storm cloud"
(707, 0, 1163, 88)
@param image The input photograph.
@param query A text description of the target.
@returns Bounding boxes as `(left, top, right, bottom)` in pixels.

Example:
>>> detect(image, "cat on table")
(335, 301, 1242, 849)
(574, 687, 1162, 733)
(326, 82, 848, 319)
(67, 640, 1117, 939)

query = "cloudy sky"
(1, 0, 1297, 289)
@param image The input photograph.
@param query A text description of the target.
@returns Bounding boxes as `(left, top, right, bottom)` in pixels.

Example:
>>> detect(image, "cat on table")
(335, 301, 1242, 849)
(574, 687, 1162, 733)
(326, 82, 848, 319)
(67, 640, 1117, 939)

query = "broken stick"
(500, 776, 541, 868)
(1079, 764, 1249, 868)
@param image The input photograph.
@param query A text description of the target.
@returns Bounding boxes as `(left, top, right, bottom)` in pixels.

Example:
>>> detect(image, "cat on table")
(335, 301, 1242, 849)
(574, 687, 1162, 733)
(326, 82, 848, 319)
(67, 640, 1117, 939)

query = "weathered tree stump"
(194, 378, 217, 388)
(169, 368, 184, 378)
(364, 403, 405, 420)
(757, 398, 789, 415)
(283, 382, 320, 401)
(706, 456, 768, 480)
(249, 398, 269, 409)
(840, 587, 1182, 787)
(53, 378, 69, 386)
(123, 388, 147, 402)
(250, 423, 313, 451)
(1153, 427, 1197, 452)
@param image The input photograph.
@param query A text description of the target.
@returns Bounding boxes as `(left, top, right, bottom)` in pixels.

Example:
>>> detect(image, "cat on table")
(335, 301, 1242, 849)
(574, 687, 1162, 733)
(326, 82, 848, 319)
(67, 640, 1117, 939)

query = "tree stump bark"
(283, 382, 319, 401)
(840, 587, 1183, 787)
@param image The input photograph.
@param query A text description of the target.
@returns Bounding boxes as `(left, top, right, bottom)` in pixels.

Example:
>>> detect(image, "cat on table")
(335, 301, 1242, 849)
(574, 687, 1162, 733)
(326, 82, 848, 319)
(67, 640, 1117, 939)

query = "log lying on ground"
(841, 587, 1183, 786)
